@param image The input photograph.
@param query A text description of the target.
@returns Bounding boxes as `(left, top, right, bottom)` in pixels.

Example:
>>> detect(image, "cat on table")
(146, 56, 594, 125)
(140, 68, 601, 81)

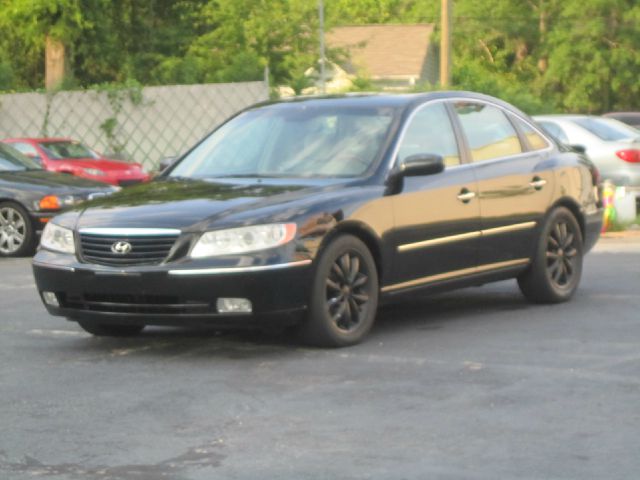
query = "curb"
(601, 229, 640, 239)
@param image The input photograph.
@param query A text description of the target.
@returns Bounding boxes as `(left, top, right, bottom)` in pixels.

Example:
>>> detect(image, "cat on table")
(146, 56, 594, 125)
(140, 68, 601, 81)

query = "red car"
(2, 138, 150, 186)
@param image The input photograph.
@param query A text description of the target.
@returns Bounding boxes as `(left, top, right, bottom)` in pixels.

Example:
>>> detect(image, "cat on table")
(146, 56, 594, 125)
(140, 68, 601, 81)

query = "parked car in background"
(534, 115, 640, 200)
(603, 112, 640, 129)
(33, 92, 602, 346)
(0, 143, 117, 257)
(2, 138, 150, 187)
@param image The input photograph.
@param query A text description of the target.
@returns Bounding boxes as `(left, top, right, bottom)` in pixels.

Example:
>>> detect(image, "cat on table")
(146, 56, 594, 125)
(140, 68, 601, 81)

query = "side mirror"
(569, 144, 586, 154)
(399, 153, 445, 177)
(158, 156, 177, 172)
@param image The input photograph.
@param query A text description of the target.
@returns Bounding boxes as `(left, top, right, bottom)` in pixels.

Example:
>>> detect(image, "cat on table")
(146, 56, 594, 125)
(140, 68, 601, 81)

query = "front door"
(388, 102, 481, 290)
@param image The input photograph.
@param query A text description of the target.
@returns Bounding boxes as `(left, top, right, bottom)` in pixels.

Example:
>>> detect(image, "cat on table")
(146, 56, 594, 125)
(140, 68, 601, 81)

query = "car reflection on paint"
(32, 92, 603, 347)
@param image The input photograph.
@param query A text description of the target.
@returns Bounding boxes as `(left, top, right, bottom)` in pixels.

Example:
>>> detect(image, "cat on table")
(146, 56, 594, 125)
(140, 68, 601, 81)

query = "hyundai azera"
(33, 92, 603, 346)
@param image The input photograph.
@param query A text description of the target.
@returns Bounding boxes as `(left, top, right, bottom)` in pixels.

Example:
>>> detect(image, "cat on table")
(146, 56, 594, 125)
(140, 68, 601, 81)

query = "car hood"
(72, 177, 350, 230)
(0, 169, 115, 193)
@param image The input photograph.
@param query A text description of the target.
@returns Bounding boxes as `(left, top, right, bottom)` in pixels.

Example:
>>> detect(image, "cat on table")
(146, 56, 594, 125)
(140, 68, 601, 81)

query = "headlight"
(40, 222, 76, 254)
(191, 223, 297, 258)
(84, 168, 106, 176)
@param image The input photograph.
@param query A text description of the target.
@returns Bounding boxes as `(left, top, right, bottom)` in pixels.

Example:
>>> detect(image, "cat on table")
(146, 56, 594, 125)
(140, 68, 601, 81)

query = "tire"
(297, 234, 379, 347)
(77, 321, 145, 337)
(0, 201, 36, 257)
(518, 207, 583, 303)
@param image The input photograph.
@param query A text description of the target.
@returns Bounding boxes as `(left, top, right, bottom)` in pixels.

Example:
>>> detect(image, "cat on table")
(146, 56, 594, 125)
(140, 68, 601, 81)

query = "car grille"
(79, 232, 179, 267)
(62, 293, 214, 315)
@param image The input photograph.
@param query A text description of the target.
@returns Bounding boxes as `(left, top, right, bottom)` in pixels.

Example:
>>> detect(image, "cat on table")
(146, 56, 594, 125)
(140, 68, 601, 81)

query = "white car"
(534, 115, 640, 198)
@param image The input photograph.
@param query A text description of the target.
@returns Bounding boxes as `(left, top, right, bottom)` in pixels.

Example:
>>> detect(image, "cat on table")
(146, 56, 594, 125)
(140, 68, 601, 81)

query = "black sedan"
(0, 143, 117, 257)
(32, 92, 603, 346)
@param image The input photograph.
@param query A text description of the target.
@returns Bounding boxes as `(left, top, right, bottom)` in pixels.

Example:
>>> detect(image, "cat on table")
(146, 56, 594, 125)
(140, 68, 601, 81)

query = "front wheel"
(0, 201, 35, 257)
(298, 234, 379, 347)
(77, 320, 145, 337)
(518, 207, 583, 303)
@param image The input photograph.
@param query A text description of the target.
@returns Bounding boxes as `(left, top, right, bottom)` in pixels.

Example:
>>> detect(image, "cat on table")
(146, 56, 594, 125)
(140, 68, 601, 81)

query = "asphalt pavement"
(1, 238, 639, 480)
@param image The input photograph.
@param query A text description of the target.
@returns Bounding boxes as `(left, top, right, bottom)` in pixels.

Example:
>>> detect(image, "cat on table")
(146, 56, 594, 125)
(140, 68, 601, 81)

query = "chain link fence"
(0, 82, 269, 170)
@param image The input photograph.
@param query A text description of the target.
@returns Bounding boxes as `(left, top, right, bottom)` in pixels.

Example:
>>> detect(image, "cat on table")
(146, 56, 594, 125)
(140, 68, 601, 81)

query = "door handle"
(529, 177, 547, 190)
(457, 188, 476, 203)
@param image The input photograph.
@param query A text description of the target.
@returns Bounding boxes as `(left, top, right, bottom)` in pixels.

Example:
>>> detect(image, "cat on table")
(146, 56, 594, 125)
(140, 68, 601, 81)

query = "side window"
(11, 142, 40, 158)
(538, 121, 569, 144)
(453, 102, 522, 162)
(398, 102, 460, 167)
(510, 115, 549, 151)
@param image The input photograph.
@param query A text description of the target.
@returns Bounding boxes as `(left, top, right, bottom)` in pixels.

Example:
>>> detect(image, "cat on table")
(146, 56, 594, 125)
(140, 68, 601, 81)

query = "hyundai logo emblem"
(111, 241, 132, 255)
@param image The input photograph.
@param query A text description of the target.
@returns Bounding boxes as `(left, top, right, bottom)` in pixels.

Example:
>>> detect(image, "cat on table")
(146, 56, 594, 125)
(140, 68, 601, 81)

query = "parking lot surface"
(1, 238, 639, 479)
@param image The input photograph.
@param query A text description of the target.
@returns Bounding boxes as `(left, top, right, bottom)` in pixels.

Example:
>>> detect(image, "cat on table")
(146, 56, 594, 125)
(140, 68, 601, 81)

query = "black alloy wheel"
(326, 251, 372, 333)
(546, 220, 579, 289)
(518, 207, 583, 303)
(299, 234, 379, 347)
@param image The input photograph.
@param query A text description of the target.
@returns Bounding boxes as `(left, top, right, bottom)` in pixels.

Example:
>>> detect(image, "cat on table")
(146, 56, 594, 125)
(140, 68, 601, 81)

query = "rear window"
(573, 118, 640, 142)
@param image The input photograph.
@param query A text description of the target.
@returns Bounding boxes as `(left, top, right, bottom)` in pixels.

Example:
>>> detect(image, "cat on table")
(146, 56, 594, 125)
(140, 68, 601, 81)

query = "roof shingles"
(326, 24, 434, 79)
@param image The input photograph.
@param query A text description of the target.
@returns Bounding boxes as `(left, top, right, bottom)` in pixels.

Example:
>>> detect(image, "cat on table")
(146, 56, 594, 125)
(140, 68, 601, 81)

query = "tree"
(1, 0, 639, 114)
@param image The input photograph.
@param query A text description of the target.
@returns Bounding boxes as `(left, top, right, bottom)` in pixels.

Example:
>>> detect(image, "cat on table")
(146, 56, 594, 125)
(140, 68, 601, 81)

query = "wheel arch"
(316, 220, 386, 284)
(549, 197, 586, 240)
(0, 197, 29, 210)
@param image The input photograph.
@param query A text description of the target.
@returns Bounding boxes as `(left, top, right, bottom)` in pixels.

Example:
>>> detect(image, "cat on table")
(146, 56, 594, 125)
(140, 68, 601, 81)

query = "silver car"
(534, 115, 640, 196)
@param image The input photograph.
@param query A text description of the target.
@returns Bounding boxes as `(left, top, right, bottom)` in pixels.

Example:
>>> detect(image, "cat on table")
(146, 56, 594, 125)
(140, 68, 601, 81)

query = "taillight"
(615, 149, 640, 163)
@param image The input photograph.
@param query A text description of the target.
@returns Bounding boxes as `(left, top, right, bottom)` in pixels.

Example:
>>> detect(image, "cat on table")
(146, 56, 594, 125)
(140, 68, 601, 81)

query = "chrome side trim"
(398, 231, 481, 252)
(381, 258, 530, 293)
(398, 221, 536, 253)
(168, 259, 312, 276)
(78, 228, 181, 236)
(32, 260, 76, 272)
(481, 221, 537, 237)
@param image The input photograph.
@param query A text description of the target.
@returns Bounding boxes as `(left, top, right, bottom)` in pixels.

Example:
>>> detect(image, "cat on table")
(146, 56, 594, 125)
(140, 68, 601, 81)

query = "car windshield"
(573, 117, 640, 142)
(169, 104, 397, 179)
(0, 143, 42, 172)
(40, 141, 99, 160)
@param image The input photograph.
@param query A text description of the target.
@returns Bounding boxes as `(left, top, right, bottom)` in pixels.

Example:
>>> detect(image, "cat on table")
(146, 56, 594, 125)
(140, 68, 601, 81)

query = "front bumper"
(32, 250, 313, 328)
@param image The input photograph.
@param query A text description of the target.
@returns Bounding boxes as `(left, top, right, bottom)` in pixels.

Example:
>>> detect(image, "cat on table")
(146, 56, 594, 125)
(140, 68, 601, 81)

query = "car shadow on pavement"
(374, 282, 531, 334)
(48, 281, 532, 359)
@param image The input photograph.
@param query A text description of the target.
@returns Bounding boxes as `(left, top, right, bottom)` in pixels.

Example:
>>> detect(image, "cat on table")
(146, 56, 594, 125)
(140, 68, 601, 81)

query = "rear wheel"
(298, 234, 379, 347)
(77, 321, 145, 337)
(0, 202, 35, 257)
(518, 207, 583, 303)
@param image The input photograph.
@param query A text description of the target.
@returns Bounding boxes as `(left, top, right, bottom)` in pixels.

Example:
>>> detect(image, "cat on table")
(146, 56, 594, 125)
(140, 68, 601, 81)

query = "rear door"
(451, 101, 555, 266)
(388, 101, 481, 289)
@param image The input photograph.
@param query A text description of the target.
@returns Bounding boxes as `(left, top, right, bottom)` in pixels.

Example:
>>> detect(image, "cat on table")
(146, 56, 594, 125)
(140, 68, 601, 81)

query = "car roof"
(533, 114, 595, 122)
(250, 91, 529, 117)
(603, 112, 640, 117)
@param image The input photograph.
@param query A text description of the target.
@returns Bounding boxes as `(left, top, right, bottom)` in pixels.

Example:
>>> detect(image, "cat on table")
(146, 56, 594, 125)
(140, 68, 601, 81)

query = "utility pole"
(440, 0, 452, 88)
(318, 0, 326, 94)
(45, 35, 65, 90)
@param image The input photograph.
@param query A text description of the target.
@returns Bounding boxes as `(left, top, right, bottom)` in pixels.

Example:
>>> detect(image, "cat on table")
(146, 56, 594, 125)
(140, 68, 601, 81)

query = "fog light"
(216, 298, 252, 314)
(42, 291, 59, 307)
